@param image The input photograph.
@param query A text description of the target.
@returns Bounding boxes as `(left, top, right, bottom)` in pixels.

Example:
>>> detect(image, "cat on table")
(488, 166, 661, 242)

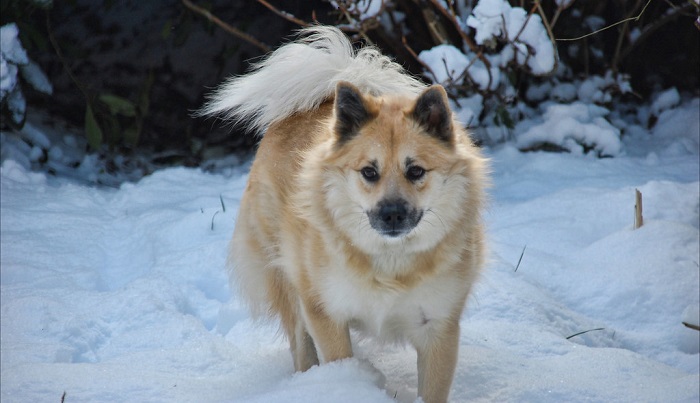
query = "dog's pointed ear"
(412, 85, 453, 144)
(334, 81, 372, 143)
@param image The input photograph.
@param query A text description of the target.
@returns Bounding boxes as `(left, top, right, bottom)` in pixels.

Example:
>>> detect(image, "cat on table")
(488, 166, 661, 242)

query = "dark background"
(2, 0, 698, 175)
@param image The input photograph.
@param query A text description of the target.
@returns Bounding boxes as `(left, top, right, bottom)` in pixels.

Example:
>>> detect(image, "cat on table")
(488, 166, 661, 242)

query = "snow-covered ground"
(2, 94, 698, 402)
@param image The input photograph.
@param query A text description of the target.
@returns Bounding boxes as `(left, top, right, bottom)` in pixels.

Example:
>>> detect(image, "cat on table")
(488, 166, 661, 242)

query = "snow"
(525, 81, 552, 102)
(331, 0, 383, 19)
(1, 23, 52, 126)
(2, 96, 699, 401)
(627, 97, 700, 158)
(555, 0, 575, 7)
(515, 101, 622, 156)
(418, 44, 470, 85)
(451, 93, 484, 127)
(577, 75, 613, 104)
(19, 59, 53, 96)
(466, 0, 509, 46)
(550, 82, 577, 102)
(0, 23, 27, 100)
(418, 45, 499, 92)
(420, 0, 559, 89)
(465, 0, 556, 75)
(0, 24, 28, 67)
(354, 0, 383, 19)
(652, 87, 682, 117)
(503, 6, 554, 74)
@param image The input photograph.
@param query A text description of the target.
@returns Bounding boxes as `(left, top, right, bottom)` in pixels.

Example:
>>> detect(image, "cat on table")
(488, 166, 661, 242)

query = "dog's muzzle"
(368, 199, 422, 237)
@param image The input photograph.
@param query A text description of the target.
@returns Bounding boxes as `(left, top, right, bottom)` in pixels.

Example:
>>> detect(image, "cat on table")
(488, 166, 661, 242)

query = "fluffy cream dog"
(204, 26, 488, 403)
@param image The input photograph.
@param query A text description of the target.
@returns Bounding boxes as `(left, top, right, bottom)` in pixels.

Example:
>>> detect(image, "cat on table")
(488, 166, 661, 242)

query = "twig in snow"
(514, 245, 527, 272)
(566, 327, 605, 340)
(211, 210, 220, 231)
(219, 194, 226, 213)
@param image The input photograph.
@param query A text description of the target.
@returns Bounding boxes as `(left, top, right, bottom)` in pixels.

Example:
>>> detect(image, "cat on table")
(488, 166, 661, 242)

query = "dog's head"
(303, 82, 485, 255)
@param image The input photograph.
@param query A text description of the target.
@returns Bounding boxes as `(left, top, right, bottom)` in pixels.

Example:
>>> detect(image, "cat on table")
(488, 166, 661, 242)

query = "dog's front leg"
(416, 318, 460, 403)
(300, 295, 353, 363)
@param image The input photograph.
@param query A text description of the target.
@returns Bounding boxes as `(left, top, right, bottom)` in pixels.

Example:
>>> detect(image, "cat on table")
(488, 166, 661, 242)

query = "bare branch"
(427, 0, 483, 58)
(402, 35, 439, 83)
(256, 0, 311, 27)
(556, 0, 652, 42)
(611, 0, 644, 73)
(619, 2, 695, 61)
(533, 0, 559, 76)
(427, 0, 493, 91)
(511, 3, 538, 44)
(181, 0, 270, 53)
(550, 0, 576, 29)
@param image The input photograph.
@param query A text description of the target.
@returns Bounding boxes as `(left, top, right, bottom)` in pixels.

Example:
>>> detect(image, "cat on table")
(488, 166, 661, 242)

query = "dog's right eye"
(360, 167, 379, 182)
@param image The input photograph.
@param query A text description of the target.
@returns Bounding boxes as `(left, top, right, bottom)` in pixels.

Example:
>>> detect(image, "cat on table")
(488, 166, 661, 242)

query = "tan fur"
(228, 85, 487, 403)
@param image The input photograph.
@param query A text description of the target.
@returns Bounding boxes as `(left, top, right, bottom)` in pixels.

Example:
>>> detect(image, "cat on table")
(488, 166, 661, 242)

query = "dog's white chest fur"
(317, 258, 463, 343)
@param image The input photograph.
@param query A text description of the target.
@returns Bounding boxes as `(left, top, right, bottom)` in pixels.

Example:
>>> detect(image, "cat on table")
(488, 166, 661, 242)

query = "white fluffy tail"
(200, 26, 426, 134)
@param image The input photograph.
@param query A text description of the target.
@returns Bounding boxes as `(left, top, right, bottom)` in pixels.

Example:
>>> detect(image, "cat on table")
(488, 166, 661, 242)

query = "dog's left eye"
(406, 166, 426, 181)
(361, 166, 379, 182)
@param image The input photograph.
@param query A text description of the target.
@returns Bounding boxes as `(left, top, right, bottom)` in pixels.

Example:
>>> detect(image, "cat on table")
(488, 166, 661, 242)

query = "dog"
(203, 26, 488, 403)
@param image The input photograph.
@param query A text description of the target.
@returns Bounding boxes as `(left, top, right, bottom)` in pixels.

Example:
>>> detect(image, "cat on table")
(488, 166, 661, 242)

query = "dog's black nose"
(379, 201, 407, 225)
(369, 199, 421, 237)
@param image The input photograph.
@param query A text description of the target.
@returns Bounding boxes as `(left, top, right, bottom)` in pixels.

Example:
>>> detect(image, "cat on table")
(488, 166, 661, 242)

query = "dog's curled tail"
(199, 26, 426, 134)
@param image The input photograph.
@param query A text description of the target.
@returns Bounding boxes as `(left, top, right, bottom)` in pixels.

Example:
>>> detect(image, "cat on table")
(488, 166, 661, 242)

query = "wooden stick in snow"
(682, 321, 700, 331)
(634, 189, 644, 229)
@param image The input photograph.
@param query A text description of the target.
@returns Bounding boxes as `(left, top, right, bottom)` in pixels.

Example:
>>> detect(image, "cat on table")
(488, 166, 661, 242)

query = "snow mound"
(515, 102, 621, 156)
